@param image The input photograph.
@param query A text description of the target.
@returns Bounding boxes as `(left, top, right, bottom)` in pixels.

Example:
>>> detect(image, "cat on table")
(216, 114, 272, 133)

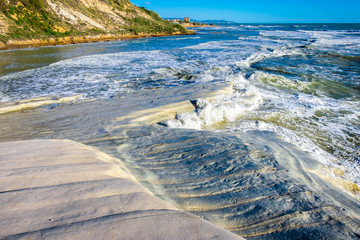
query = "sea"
(0, 23, 360, 238)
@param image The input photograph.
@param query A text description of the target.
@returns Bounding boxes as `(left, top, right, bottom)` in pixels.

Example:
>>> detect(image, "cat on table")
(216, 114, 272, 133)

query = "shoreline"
(180, 23, 219, 28)
(0, 31, 195, 51)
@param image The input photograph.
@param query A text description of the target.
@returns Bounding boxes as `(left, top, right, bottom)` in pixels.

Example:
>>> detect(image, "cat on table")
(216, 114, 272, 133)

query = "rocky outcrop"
(0, 139, 244, 239)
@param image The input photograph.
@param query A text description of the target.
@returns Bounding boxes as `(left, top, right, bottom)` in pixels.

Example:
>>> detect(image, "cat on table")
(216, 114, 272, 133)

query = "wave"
(236, 46, 304, 69)
(166, 70, 360, 188)
(300, 30, 360, 51)
(259, 30, 311, 40)
(166, 74, 262, 129)
(0, 49, 215, 102)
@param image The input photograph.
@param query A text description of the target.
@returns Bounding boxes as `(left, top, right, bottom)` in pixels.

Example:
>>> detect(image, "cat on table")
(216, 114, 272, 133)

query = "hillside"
(0, 0, 188, 48)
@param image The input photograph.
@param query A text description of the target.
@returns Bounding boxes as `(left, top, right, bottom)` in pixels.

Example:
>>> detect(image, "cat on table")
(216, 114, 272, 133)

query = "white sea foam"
(249, 71, 317, 95)
(232, 120, 338, 164)
(160, 36, 202, 41)
(0, 92, 10, 103)
(259, 30, 311, 39)
(300, 30, 360, 52)
(258, 25, 283, 28)
(235, 71, 360, 185)
(237, 46, 304, 69)
(0, 38, 267, 102)
(239, 25, 260, 29)
(166, 74, 263, 129)
(182, 40, 240, 50)
(0, 50, 200, 101)
(229, 118, 360, 186)
(167, 66, 360, 186)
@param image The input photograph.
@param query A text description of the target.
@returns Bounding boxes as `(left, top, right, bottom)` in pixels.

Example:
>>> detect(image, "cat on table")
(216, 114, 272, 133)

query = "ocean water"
(1, 23, 360, 238)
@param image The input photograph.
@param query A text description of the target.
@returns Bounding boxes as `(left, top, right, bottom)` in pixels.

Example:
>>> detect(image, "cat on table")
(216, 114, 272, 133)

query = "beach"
(0, 32, 195, 51)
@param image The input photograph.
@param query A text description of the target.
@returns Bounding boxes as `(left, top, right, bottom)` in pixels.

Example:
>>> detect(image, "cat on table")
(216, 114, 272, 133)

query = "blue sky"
(131, 0, 360, 23)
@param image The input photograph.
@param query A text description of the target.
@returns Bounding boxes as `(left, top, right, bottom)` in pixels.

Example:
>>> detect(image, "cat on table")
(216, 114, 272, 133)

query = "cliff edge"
(0, 0, 188, 49)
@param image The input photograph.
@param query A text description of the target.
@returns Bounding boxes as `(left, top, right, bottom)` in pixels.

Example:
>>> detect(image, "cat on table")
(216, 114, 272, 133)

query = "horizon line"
(163, 19, 360, 24)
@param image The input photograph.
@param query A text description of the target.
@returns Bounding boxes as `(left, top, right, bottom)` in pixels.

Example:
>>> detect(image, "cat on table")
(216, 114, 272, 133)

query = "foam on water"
(160, 26, 360, 189)
(166, 74, 262, 129)
(236, 46, 305, 69)
(259, 30, 311, 39)
(0, 49, 215, 101)
(0, 39, 262, 102)
(170, 36, 202, 41)
(301, 30, 360, 55)
(167, 71, 360, 187)
(167, 38, 359, 187)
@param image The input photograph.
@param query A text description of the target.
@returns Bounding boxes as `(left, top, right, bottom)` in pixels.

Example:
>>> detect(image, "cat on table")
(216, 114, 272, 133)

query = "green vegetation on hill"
(0, 0, 71, 42)
(125, 15, 186, 35)
(0, 0, 187, 44)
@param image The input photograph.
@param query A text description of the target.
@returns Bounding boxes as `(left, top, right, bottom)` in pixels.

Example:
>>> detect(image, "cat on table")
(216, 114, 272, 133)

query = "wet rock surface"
(102, 126, 360, 239)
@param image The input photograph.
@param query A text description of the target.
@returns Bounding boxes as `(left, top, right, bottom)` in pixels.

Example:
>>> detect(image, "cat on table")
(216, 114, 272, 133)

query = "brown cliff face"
(0, 0, 187, 47)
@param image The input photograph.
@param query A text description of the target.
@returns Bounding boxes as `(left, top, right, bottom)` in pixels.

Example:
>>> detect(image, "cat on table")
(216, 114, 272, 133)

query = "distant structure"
(184, 17, 190, 22)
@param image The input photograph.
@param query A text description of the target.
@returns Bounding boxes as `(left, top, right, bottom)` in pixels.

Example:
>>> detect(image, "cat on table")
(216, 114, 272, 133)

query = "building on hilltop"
(184, 17, 190, 22)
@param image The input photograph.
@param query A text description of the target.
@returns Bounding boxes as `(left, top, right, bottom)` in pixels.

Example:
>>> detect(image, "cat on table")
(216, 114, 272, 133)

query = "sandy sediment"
(0, 139, 243, 239)
(0, 31, 195, 51)
(0, 95, 82, 114)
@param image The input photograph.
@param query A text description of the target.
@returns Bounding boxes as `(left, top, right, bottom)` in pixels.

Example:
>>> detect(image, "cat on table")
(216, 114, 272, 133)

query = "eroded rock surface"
(0, 139, 243, 240)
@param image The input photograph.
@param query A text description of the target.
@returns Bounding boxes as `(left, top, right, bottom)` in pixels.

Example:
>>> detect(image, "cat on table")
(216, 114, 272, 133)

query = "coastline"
(0, 31, 195, 51)
(2, 23, 359, 239)
(180, 23, 218, 28)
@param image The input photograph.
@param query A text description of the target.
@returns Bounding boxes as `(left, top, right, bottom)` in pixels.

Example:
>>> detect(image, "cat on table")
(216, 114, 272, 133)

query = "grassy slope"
(0, 0, 187, 43)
